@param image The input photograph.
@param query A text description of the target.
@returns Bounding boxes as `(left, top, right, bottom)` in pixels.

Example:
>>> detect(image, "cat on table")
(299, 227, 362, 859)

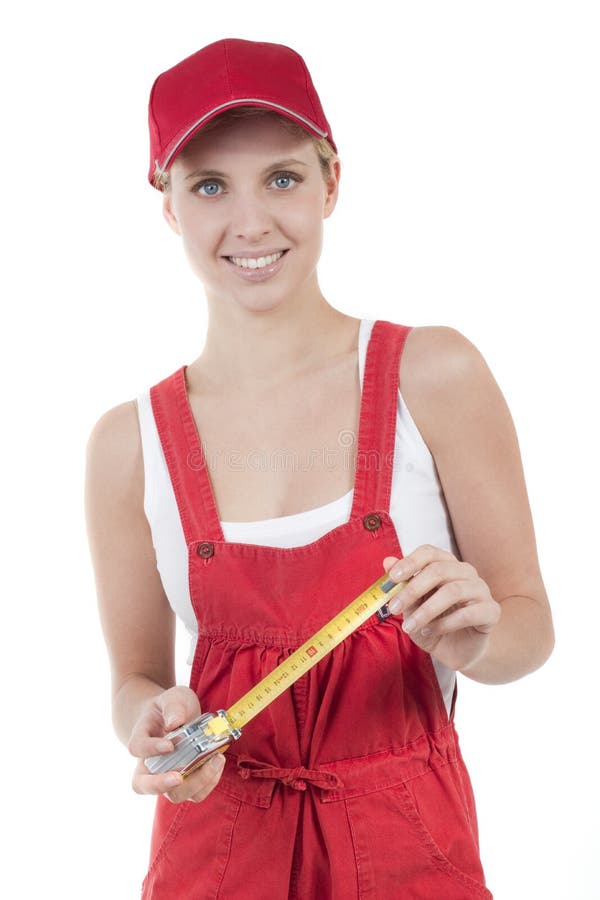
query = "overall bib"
(141, 320, 492, 899)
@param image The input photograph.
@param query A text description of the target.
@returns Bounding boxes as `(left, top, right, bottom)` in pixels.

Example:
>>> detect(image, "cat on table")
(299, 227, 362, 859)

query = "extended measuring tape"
(145, 572, 407, 778)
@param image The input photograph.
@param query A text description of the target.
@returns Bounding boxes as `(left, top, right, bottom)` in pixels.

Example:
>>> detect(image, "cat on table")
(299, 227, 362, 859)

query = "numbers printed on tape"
(144, 571, 409, 775)
(204, 572, 408, 739)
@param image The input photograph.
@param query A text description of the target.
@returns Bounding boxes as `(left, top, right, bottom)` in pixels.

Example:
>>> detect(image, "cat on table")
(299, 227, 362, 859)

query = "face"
(162, 115, 340, 313)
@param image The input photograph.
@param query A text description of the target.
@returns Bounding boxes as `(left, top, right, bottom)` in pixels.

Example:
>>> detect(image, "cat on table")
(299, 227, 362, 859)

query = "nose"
(230, 191, 274, 242)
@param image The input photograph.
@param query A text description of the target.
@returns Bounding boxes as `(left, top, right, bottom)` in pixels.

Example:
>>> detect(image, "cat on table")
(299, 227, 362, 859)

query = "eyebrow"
(184, 158, 311, 181)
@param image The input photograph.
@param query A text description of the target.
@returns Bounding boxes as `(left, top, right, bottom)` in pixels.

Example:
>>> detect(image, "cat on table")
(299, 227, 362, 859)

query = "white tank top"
(136, 319, 458, 714)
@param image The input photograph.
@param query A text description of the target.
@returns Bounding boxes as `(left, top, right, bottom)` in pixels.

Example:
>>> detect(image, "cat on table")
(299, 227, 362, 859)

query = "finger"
(132, 760, 185, 796)
(398, 588, 438, 623)
(129, 732, 175, 759)
(422, 596, 501, 639)
(401, 580, 482, 635)
(166, 753, 226, 804)
(156, 689, 201, 732)
(128, 710, 167, 758)
(411, 601, 500, 641)
(388, 560, 467, 615)
(386, 545, 457, 583)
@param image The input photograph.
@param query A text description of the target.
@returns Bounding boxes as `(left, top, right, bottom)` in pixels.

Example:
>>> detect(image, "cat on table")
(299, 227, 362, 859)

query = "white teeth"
(229, 251, 285, 269)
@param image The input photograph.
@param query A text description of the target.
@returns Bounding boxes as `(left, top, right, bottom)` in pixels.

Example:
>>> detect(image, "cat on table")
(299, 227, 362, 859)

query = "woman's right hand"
(128, 685, 226, 803)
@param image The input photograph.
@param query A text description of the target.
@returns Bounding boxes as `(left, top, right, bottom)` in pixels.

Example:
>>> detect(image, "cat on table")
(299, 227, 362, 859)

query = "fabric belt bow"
(236, 755, 343, 792)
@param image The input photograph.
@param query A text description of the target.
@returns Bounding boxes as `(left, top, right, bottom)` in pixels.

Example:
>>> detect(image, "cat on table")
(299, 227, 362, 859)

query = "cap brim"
(151, 99, 333, 186)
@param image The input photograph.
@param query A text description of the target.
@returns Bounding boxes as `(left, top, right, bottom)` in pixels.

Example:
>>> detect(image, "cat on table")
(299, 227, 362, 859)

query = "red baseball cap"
(148, 38, 337, 189)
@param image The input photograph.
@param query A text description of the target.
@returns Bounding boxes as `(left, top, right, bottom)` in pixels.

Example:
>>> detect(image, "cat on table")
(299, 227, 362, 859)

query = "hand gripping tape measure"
(145, 572, 407, 778)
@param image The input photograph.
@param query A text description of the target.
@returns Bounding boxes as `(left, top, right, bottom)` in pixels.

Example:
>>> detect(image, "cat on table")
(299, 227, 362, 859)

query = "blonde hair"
(152, 106, 338, 192)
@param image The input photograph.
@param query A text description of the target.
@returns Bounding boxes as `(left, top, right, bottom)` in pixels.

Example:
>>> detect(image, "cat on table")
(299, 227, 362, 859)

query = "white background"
(2, 2, 598, 898)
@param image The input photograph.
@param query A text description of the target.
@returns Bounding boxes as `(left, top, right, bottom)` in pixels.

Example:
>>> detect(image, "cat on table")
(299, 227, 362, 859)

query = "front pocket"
(344, 764, 492, 899)
(392, 766, 493, 898)
(141, 787, 242, 900)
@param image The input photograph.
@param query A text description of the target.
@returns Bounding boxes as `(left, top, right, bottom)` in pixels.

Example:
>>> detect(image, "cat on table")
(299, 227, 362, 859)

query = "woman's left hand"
(383, 545, 502, 673)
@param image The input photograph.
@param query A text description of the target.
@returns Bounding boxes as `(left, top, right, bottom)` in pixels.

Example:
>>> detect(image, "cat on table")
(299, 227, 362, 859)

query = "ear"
(162, 191, 181, 235)
(323, 158, 341, 220)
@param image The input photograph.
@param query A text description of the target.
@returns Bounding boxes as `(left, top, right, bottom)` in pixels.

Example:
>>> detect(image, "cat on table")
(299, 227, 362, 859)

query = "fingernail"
(156, 740, 173, 753)
(402, 617, 416, 633)
(388, 597, 402, 615)
(165, 773, 182, 788)
(390, 565, 407, 581)
(207, 754, 225, 773)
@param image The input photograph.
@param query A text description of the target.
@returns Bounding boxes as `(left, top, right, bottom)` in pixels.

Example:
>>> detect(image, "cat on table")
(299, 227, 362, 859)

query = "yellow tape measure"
(145, 572, 407, 777)
(207, 572, 406, 737)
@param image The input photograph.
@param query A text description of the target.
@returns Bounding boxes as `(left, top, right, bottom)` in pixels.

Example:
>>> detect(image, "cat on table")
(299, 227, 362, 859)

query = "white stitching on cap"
(157, 99, 328, 174)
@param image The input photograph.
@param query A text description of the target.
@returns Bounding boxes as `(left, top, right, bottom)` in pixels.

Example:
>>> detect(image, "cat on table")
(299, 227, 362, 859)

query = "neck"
(192, 292, 360, 391)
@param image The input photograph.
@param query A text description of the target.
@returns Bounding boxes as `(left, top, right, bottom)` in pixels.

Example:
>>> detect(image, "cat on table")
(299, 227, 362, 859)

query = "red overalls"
(142, 320, 492, 899)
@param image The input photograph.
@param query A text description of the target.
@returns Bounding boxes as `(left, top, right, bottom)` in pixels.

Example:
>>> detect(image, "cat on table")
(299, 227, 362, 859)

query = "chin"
(233, 292, 293, 314)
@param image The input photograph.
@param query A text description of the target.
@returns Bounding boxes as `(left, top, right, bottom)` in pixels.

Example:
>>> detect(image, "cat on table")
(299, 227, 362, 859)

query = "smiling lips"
(223, 248, 289, 282)
(227, 250, 286, 269)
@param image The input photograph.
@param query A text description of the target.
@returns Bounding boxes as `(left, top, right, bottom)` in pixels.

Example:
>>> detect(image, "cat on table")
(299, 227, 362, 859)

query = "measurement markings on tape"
(145, 571, 407, 776)
(205, 573, 406, 738)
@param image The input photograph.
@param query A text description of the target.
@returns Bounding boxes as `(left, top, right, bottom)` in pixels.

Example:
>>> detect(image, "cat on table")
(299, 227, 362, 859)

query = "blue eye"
(272, 172, 300, 190)
(192, 171, 300, 197)
(196, 181, 221, 196)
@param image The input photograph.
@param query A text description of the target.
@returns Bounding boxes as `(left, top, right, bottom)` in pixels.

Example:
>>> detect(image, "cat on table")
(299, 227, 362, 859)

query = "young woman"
(85, 38, 554, 899)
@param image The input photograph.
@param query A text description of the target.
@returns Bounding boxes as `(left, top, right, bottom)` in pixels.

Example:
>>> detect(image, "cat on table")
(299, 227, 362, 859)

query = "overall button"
(363, 513, 382, 531)
(197, 541, 215, 558)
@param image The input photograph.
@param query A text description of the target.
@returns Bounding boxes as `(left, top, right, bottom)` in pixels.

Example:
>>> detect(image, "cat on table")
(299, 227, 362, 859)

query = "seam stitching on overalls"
(344, 797, 366, 898)
(213, 797, 242, 899)
(144, 802, 191, 880)
(395, 781, 493, 897)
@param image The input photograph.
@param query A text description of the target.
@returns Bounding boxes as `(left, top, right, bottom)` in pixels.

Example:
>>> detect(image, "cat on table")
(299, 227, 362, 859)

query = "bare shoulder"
(399, 325, 500, 454)
(86, 399, 141, 460)
(84, 398, 148, 572)
(85, 399, 143, 504)
(401, 324, 483, 377)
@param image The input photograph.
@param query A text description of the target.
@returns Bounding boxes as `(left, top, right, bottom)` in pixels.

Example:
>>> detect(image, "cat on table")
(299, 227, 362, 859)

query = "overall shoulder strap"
(350, 320, 413, 517)
(150, 366, 224, 544)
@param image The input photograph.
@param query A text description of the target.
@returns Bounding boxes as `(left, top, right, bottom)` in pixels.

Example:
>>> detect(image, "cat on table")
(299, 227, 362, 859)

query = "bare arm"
(84, 400, 224, 801)
(386, 326, 554, 684)
(84, 400, 177, 741)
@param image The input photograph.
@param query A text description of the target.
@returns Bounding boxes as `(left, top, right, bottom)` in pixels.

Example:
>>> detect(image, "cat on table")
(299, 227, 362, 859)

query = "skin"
(85, 114, 554, 805)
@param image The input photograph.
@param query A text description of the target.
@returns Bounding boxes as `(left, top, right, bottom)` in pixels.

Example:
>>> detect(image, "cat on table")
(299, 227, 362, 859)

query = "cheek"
(178, 214, 218, 259)
(287, 196, 325, 242)
(176, 217, 222, 280)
